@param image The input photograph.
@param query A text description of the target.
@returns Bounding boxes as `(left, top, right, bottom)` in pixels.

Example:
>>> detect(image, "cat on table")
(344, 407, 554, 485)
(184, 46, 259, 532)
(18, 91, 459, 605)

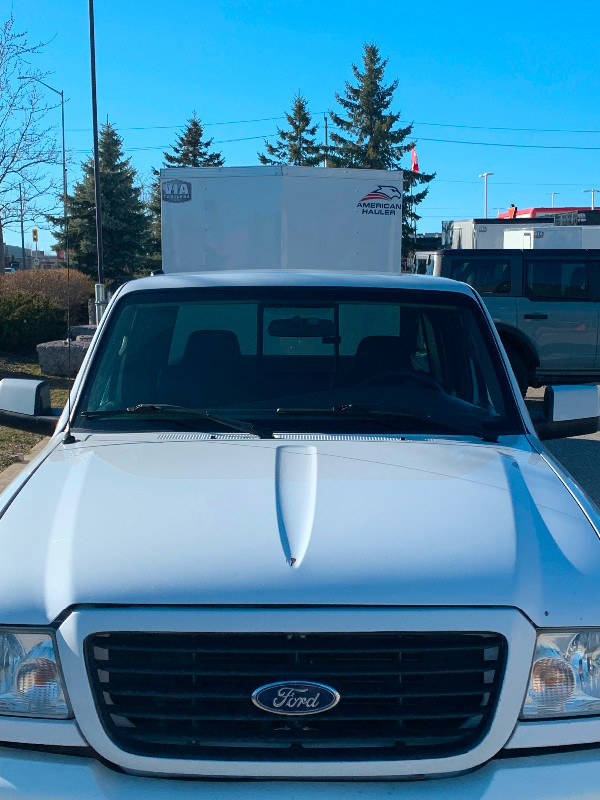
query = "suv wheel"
(505, 346, 530, 396)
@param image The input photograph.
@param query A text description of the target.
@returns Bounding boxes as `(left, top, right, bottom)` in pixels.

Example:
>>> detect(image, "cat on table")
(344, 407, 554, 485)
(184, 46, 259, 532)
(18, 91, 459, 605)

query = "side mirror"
(533, 385, 600, 441)
(0, 379, 61, 435)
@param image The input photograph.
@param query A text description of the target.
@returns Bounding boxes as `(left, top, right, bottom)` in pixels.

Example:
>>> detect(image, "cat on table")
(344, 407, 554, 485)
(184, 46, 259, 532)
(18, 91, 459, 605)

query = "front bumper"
(1, 746, 600, 800)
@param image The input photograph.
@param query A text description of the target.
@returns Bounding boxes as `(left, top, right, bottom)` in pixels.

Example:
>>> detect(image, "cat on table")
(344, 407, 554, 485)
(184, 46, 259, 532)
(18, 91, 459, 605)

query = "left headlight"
(522, 630, 600, 720)
(0, 629, 70, 718)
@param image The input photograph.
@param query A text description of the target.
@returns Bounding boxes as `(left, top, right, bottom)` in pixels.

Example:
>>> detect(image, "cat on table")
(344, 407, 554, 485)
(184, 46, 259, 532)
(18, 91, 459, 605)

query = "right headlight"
(522, 630, 600, 720)
(0, 629, 70, 718)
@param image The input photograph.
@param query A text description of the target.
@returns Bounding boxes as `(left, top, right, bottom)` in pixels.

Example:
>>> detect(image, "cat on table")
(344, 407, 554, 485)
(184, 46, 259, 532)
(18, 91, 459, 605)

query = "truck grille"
(85, 631, 506, 762)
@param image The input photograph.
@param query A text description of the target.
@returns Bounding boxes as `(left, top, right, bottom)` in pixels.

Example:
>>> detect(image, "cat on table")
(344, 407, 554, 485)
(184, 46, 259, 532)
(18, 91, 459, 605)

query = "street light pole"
(18, 76, 69, 271)
(546, 192, 560, 208)
(478, 172, 494, 218)
(583, 189, 600, 211)
(89, 0, 105, 323)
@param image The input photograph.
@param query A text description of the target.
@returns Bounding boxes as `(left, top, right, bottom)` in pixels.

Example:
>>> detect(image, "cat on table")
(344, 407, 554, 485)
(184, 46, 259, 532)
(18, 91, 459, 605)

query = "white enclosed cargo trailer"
(503, 226, 600, 249)
(160, 165, 404, 273)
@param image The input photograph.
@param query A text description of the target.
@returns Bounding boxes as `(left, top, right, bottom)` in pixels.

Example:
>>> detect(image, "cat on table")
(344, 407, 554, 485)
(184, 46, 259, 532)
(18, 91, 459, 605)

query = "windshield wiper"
(84, 404, 274, 439)
(277, 404, 498, 442)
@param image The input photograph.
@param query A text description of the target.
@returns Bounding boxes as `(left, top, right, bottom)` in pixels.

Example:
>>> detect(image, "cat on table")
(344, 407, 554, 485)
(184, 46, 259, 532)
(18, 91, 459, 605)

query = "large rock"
(68, 324, 97, 339)
(37, 336, 93, 378)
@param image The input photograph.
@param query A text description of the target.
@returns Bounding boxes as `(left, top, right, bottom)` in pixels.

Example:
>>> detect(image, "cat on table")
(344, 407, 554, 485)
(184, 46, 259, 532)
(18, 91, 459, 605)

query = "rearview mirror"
(533, 385, 600, 440)
(268, 316, 336, 338)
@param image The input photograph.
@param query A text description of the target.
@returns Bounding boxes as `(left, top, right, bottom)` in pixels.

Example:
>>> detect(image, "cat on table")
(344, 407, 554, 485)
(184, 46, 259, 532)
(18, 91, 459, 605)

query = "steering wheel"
(358, 369, 442, 391)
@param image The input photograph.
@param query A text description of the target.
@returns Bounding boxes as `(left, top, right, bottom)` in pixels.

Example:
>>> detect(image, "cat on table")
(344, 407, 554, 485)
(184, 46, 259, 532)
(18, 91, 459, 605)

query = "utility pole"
(323, 113, 328, 167)
(89, 0, 105, 323)
(478, 172, 494, 218)
(19, 184, 26, 268)
(583, 189, 600, 210)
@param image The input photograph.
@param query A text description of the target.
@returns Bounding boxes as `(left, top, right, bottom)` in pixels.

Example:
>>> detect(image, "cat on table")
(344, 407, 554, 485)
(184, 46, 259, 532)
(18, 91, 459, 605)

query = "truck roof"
(118, 270, 473, 296)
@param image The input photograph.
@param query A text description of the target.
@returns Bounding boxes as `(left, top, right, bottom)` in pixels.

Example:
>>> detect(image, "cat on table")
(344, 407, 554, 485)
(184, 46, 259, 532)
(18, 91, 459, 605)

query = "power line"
(414, 121, 600, 135)
(415, 136, 600, 150)
(66, 116, 600, 136)
(67, 115, 291, 132)
(94, 134, 600, 155)
(74, 134, 274, 154)
(434, 179, 597, 186)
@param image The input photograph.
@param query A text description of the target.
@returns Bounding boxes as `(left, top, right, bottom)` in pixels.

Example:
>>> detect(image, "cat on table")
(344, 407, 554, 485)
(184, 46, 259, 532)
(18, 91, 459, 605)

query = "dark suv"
(437, 248, 600, 392)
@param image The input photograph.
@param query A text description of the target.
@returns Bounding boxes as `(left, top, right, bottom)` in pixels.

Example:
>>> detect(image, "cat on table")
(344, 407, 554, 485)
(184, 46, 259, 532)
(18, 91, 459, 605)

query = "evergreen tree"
(329, 43, 434, 254)
(145, 169, 162, 273)
(146, 113, 225, 266)
(49, 124, 149, 281)
(164, 112, 224, 168)
(258, 94, 323, 166)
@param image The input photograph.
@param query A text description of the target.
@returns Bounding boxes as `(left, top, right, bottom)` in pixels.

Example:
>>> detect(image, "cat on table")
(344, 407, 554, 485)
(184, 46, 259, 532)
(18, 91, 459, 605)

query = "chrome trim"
(57, 606, 535, 779)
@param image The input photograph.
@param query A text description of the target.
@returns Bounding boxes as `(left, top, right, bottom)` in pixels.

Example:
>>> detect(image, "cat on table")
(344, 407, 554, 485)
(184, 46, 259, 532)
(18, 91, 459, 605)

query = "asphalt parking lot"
(527, 388, 600, 509)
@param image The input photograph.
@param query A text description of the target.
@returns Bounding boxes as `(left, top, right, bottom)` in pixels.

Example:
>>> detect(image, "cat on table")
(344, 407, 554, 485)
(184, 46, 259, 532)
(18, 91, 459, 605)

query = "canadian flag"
(411, 148, 419, 173)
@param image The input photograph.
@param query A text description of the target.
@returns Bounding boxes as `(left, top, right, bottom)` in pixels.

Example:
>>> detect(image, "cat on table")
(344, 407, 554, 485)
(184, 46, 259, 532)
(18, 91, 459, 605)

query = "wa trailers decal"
(162, 180, 192, 203)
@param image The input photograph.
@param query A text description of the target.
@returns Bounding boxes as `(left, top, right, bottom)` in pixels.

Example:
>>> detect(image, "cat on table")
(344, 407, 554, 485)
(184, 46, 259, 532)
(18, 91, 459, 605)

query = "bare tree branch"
(0, 17, 60, 261)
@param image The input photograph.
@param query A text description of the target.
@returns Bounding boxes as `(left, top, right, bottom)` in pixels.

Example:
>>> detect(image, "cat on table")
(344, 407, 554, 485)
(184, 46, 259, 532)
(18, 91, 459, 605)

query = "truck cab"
(0, 271, 599, 799)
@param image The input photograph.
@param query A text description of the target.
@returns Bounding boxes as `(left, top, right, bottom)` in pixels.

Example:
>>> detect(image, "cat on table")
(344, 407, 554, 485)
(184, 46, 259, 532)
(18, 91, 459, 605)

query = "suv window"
(449, 259, 511, 294)
(525, 260, 589, 301)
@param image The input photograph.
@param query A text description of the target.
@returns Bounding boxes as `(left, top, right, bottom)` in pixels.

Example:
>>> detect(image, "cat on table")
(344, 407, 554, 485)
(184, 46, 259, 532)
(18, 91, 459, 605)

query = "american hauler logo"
(252, 681, 340, 715)
(357, 184, 403, 216)
(162, 180, 192, 203)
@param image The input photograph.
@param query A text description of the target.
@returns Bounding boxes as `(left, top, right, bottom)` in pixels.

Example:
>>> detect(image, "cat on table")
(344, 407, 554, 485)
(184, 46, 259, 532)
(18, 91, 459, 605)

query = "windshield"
(74, 286, 522, 438)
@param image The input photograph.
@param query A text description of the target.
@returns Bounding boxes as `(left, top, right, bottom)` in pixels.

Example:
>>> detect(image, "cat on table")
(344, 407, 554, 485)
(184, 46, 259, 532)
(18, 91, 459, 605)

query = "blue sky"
(7, 0, 600, 254)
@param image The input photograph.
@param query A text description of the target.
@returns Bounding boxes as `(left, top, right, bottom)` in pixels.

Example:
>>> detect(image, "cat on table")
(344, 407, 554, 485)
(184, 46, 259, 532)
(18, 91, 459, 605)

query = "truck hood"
(1, 434, 599, 626)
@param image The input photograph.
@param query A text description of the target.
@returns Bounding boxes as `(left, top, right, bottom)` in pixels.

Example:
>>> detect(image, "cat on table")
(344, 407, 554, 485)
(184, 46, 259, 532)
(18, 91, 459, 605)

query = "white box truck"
(160, 165, 404, 272)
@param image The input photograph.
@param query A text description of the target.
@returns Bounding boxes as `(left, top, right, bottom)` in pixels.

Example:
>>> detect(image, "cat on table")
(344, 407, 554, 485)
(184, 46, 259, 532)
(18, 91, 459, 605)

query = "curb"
(0, 437, 51, 493)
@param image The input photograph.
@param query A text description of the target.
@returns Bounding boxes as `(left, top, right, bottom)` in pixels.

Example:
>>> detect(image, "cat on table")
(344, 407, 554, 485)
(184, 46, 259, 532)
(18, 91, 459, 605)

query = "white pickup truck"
(0, 270, 599, 800)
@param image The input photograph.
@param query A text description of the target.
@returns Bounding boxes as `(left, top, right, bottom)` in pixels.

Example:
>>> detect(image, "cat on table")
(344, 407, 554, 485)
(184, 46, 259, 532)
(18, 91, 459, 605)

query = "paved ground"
(526, 387, 600, 508)
(0, 437, 50, 494)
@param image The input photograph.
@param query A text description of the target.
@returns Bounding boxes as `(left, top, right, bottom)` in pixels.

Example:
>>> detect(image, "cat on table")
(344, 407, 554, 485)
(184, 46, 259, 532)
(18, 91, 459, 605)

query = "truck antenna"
(62, 194, 76, 445)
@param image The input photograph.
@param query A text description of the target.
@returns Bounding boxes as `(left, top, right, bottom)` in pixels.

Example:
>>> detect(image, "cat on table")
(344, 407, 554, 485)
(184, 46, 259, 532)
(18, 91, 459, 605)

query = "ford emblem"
(252, 681, 340, 715)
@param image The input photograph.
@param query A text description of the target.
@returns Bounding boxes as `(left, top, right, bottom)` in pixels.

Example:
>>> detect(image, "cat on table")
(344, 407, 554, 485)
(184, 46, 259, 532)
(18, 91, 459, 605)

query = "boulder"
(68, 324, 97, 339)
(37, 336, 93, 378)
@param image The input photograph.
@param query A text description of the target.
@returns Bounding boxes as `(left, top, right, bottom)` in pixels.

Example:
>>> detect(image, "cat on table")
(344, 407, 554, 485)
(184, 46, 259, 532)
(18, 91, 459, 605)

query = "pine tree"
(146, 113, 225, 266)
(48, 124, 149, 282)
(146, 169, 162, 272)
(258, 94, 323, 166)
(164, 112, 224, 168)
(329, 43, 434, 254)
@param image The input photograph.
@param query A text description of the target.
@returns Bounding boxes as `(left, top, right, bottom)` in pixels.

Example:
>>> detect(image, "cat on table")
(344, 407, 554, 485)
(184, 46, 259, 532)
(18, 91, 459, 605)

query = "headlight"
(0, 630, 70, 718)
(522, 630, 600, 720)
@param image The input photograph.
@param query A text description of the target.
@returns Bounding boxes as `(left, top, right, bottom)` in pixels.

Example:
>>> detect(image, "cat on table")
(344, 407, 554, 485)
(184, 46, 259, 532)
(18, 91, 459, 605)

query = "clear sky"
(6, 0, 600, 254)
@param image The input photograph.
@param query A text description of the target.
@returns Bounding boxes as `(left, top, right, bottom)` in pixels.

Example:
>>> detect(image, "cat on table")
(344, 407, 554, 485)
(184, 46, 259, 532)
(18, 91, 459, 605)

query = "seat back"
(353, 335, 412, 381)
(158, 329, 242, 407)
